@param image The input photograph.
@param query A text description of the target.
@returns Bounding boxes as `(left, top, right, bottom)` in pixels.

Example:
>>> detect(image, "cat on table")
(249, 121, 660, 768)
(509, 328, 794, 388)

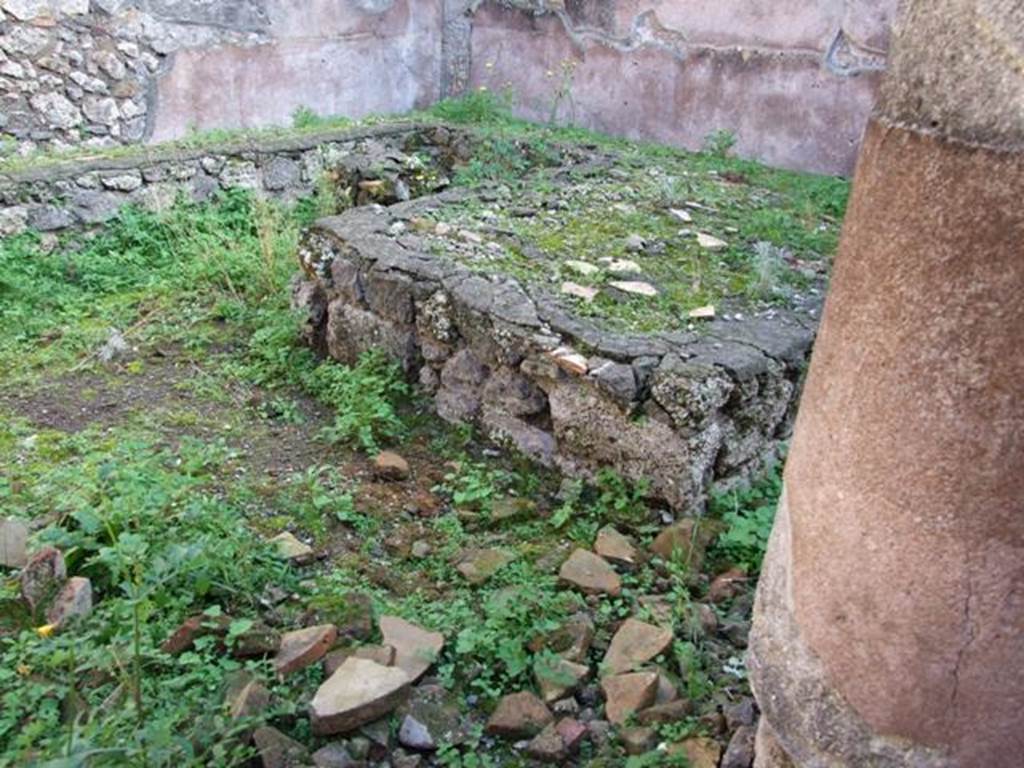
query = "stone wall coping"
(307, 203, 818, 377)
(0, 121, 437, 186)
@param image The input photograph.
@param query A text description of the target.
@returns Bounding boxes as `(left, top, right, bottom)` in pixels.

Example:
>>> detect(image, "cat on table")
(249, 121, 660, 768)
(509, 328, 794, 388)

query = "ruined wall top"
(2, 0, 901, 174)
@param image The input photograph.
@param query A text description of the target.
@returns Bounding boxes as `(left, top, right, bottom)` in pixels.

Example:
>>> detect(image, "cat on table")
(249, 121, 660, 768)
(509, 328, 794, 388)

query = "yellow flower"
(36, 624, 56, 638)
(16, 664, 31, 677)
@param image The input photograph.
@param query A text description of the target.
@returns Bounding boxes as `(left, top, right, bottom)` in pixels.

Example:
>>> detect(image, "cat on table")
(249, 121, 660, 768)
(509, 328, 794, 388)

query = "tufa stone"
(486, 691, 554, 739)
(252, 725, 308, 768)
(379, 615, 444, 683)
(602, 618, 675, 675)
(310, 657, 411, 735)
(20, 546, 66, 611)
(525, 721, 568, 763)
(46, 576, 92, 628)
(669, 736, 723, 768)
(607, 280, 659, 297)
(637, 698, 694, 725)
(274, 625, 337, 678)
(456, 548, 515, 584)
(535, 657, 591, 703)
(0, 518, 28, 568)
(722, 725, 757, 768)
(696, 232, 728, 250)
(561, 282, 599, 302)
(708, 567, 748, 603)
(620, 726, 658, 755)
(161, 614, 231, 655)
(224, 670, 271, 721)
(373, 451, 410, 481)
(556, 717, 588, 753)
(650, 518, 716, 569)
(601, 672, 658, 725)
(270, 531, 314, 563)
(594, 526, 638, 566)
(559, 549, 622, 596)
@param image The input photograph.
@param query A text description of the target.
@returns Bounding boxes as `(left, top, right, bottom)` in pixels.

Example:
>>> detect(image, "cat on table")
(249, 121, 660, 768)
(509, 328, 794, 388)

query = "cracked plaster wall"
(2, 0, 895, 174)
(0, 0, 443, 155)
(460, 0, 897, 174)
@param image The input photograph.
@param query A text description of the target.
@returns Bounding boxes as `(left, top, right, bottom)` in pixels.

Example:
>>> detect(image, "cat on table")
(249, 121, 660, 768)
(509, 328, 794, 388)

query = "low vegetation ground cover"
(417, 95, 848, 332)
(1, 100, 809, 767)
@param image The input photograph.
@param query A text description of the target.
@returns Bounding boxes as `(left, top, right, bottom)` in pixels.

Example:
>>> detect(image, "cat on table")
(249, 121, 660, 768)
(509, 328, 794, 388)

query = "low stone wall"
(0, 122, 442, 236)
(296, 199, 817, 512)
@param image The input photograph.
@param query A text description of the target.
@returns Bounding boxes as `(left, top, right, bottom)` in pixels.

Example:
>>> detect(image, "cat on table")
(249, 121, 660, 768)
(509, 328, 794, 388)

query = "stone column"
(748, 1, 1024, 766)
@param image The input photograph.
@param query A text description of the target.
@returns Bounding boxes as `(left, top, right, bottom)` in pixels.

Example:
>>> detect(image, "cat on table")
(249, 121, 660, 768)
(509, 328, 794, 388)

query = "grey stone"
(589, 358, 637, 405)
(0, 518, 28, 568)
(651, 354, 734, 431)
(481, 366, 547, 416)
(263, 156, 301, 191)
(312, 742, 356, 768)
(2, 26, 51, 57)
(30, 91, 81, 129)
(133, 183, 179, 212)
(82, 96, 120, 126)
(100, 171, 143, 192)
(92, 50, 126, 81)
(327, 301, 418, 372)
(28, 204, 75, 232)
(365, 270, 416, 325)
(309, 745, 354, 768)
(436, 349, 488, 422)
(68, 190, 122, 225)
(0, 206, 29, 237)
(219, 160, 260, 190)
(69, 70, 109, 94)
(2, 0, 48, 22)
(398, 714, 435, 751)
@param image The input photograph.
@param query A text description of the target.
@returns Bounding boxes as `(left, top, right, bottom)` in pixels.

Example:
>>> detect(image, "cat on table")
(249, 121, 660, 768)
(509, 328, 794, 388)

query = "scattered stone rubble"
(0, 523, 93, 630)
(1, 504, 764, 765)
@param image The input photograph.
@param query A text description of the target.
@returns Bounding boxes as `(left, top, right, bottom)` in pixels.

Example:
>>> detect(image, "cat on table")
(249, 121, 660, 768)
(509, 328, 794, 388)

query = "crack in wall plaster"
(461, 2, 890, 78)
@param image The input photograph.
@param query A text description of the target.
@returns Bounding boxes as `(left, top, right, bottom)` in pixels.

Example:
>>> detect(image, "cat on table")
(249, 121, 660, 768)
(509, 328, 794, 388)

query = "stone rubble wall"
(0, 0, 442, 157)
(1, 0, 894, 176)
(0, 123, 434, 236)
(295, 195, 817, 512)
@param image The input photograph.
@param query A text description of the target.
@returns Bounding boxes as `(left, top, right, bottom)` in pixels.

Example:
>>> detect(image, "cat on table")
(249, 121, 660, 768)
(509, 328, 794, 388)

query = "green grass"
(0, 113, 797, 766)
(0, 189, 416, 766)
(410, 105, 848, 333)
(708, 463, 783, 574)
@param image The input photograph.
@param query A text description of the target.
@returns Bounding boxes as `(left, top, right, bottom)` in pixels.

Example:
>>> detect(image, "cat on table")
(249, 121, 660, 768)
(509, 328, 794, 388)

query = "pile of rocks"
(202, 513, 759, 767)
(206, 605, 452, 768)
(1, 517, 93, 630)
